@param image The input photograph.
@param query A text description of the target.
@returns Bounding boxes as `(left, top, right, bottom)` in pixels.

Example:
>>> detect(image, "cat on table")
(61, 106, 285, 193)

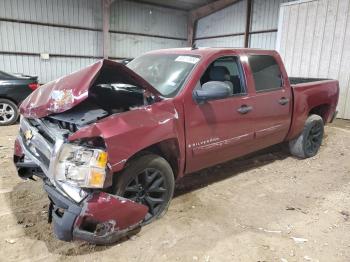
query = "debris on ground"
(340, 210, 350, 221)
(291, 237, 308, 244)
(286, 206, 309, 214)
(258, 227, 282, 234)
(303, 255, 313, 261)
(23, 223, 35, 228)
(5, 239, 16, 244)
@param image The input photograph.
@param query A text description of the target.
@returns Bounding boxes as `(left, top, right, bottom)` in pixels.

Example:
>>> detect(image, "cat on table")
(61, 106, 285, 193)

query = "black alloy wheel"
(289, 114, 324, 158)
(305, 120, 323, 156)
(115, 154, 175, 224)
(123, 168, 167, 221)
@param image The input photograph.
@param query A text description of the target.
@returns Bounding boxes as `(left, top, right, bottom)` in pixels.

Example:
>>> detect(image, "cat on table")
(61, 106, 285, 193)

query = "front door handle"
(278, 97, 289, 105)
(237, 105, 253, 114)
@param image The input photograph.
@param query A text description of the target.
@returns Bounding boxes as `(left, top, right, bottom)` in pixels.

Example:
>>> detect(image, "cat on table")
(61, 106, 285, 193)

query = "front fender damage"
(46, 184, 148, 244)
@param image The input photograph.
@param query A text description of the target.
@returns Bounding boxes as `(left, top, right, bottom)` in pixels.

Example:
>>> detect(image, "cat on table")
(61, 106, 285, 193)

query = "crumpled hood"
(20, 59, 161, 118)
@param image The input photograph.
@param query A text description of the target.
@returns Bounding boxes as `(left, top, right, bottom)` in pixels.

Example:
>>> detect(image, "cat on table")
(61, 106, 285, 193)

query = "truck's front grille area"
(27, 118, 56, 145)
(57, 120, 78, 133)
(45, 118, 78, 133)
(19, 118, 57, 173)
(19, 131, 51, 169)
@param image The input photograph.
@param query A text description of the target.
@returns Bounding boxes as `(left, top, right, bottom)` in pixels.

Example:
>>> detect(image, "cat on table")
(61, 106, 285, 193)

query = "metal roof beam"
(102, 0, 114, 59)
(190, 0, 241, 21)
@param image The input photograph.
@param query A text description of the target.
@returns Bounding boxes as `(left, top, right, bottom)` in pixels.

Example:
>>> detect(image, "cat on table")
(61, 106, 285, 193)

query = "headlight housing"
(55, 144, 108, 188)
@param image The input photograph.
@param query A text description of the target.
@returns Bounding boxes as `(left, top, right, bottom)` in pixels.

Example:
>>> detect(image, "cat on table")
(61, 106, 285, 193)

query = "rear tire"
(289, 114, 324, 158)
(0, 98, 19, 126)
(114, 154, 175, 224)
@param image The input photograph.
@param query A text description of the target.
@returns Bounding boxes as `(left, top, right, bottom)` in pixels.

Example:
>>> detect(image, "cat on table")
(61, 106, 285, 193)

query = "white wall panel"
(108, 0, 188, 59)
(249, 32, 277, 49)
(110, 33, 186, 58)
(0, 54, 97, 83)
(196, 36, 244, 48)
(0, 0, 102, 29)
(196, 0, 247, 38)
(195, 0, 292, 49)
(0, 0, 188, 83)
(0, 21, 103, 56)
(277, 0, 350, 119)
(251, 0, 290, 31)
(0, 0, 103, 83)
(110, 0, 187, 39)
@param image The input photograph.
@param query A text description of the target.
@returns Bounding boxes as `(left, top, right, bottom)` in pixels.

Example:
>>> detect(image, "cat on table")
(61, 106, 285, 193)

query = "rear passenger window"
(248, 55, 283, 92)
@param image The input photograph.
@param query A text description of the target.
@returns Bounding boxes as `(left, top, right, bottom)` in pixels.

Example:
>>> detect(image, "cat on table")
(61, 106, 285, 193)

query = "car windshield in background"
(127, 54, 200, 97)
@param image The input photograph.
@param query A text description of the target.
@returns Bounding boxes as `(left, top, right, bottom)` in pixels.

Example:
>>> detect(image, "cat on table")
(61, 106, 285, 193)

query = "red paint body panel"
(20, 60, 160, 118)
(68, 100, 186, 175)
(73, 192, 148, 244)
(77, 192, 148, 230)
(68, 192, 148, 244)
(287, 80, 339, 140)
(14, 137, 23, 157)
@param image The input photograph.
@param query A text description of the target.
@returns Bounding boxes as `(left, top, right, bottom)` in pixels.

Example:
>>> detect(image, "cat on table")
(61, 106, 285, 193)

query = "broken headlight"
(55, 144, 108, 188)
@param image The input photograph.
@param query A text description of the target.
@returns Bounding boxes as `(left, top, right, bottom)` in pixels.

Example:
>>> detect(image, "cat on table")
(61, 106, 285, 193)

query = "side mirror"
(193, 81, 230, 104)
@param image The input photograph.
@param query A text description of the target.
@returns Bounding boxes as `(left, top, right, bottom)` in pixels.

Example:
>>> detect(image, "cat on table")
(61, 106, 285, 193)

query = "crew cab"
(13, 48, 339, 244)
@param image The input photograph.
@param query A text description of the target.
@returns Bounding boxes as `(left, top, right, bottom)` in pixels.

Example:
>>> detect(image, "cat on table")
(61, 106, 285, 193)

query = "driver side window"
(200, 56, 246, 96)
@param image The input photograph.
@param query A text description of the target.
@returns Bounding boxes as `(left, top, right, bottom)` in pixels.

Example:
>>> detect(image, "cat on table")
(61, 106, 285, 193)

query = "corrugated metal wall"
(250, 0, 290, 49)
(0, 0, 102, 28)
(195, 0, 290, 49)
(0, 0, 188, 83)
(0, 0, 103, 83)
(195, 0, 247, 48)
(0, 21, 103, 57)
(0, 55, 97, 84)
(276, 0, 350, 119)
(109, 0, 187, 58)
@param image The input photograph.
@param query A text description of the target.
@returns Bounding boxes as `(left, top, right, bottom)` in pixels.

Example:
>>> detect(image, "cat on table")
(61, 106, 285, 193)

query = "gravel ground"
(0, 120, 350, 262)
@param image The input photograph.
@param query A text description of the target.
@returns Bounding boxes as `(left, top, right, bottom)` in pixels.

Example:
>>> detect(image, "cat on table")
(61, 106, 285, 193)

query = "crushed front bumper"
(45, 184, 148, 244)
(13, 118, 148, 244)
(14, 148, 148, 244)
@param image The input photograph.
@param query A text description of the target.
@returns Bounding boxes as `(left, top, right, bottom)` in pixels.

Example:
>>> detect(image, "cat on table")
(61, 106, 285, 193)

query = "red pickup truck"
(14, 48, 339, 244)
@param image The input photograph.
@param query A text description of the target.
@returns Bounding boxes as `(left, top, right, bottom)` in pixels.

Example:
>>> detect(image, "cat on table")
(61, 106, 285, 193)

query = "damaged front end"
(46, 185, 147, 244)
(13, 60, 154, 244)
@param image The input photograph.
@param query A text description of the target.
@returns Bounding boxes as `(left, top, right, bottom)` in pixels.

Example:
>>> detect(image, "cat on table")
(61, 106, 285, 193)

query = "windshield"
(127, 53, 200, 97)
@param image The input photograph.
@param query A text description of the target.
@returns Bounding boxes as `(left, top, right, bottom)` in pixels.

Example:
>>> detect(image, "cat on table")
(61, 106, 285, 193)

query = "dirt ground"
(1, 120, 350, 262)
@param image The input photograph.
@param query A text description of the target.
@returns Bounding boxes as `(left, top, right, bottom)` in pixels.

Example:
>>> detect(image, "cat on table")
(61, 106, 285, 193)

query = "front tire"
(114, 154, 175, 224)
(0, 99, 18, 126)
(289, 114, 324, 158)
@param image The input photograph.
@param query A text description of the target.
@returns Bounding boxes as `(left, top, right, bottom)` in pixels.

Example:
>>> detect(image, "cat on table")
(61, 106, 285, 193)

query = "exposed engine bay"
(47, 83, 153, 132)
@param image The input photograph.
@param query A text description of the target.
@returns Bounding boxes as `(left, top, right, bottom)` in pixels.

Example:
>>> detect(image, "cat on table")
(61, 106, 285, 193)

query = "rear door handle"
(278, 97, 289, 105)
(237, 105, 253, 114)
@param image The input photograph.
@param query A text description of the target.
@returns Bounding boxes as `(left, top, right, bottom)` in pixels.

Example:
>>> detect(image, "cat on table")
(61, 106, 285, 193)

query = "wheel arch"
(0, 96, 20, 106)
(123, 138, 181, 180)
(309, 103, 331, 123)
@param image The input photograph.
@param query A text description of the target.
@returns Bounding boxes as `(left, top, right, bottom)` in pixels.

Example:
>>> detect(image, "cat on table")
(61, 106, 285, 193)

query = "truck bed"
(287, 78, 339, 140)
(289, 77, 330, 85)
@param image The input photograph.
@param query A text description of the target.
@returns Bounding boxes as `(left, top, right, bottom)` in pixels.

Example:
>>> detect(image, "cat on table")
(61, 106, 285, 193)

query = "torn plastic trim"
(45, 184, 148, 244)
